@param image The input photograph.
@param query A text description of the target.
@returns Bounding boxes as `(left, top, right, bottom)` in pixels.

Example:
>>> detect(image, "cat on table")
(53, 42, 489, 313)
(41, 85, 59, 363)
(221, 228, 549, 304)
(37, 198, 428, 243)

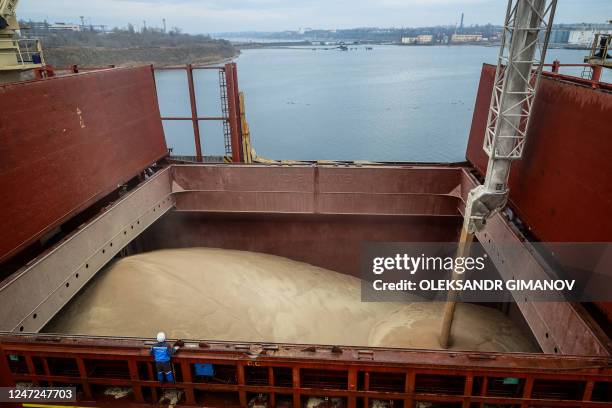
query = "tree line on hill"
(18, 22, 237, 67)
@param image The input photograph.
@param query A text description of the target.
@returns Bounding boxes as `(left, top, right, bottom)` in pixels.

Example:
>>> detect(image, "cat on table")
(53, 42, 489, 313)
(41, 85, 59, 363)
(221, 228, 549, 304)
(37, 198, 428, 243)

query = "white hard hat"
(156, 332, 166, 342)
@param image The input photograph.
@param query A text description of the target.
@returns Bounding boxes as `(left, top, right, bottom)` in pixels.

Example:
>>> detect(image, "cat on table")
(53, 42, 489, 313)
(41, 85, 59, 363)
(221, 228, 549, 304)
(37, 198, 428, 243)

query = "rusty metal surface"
(480, 216, 612, 356)
(462, 174, 611, 356)
(225, 63, 243, 162)
(0, 161, 603, 356)
(0, 163, 607, 407)
(140, 166, 610, 356)
(185, 64, 203, 161)
(1, 333, 610, 375)
(0, 168, 173, 333)
(1, 333, 611, 407)
(171, 165, 463, 216)
(541, 68, 612, 91)
(466, 64, 612, 326)
(466, 64, 612, 242)
(151, 164, 466, 276)
(0, 161, 607, 358)
(137, 212, 461, 278)
(0, 66, 168, 263)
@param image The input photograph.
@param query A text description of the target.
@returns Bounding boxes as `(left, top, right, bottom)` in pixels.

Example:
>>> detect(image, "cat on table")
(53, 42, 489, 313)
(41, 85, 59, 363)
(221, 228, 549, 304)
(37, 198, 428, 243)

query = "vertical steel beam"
(405, 370, 415, 407)
(479, 377, 488, 408)
(268, 367, 276, 407)
(364, 371, 370, 408)
(181, 361, 196, 405)
(348, 368, 357, 408)
(483, 0, 557, 172)
(463, 375, 473, 408)
(237, 363, 247, 407)
(24, 355, 38, 386)
(583, 381, 594, 402)
(225, 63, 243, 163)
(147, 363, 158, 402)
(42, 358, 51, 385)
(231, 63, 244, 163)
(292, 367, 301, 408)
(128, 359, 144, 403)
(76, 357, 93, 400)
(520, 376, 534, 408)
(186, 64, 203, 162)
(591, 65, 603, 82)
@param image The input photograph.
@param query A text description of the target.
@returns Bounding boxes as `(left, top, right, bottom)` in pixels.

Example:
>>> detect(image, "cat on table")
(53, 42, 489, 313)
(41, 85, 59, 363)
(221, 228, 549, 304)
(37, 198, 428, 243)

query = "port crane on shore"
(584, 21, 612, 70)
(0, 0, 44, 82)
(440, 0, 558, 348)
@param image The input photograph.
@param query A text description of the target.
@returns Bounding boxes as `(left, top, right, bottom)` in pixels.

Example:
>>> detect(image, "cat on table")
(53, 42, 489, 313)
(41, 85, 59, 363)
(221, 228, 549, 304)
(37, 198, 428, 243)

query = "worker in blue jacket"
(150, 332, 180, 382)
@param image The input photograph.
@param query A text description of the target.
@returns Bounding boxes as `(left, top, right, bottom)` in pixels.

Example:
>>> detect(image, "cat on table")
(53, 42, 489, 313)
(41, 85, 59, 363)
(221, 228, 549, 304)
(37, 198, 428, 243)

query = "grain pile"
(45, 248, 537, 352)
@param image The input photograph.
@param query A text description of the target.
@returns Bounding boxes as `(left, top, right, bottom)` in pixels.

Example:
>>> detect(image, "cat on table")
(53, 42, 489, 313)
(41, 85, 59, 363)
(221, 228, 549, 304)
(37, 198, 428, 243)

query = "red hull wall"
(0, 67, 168, 262)
(466, 64, 612, 323)
(466, 64, 612, 243)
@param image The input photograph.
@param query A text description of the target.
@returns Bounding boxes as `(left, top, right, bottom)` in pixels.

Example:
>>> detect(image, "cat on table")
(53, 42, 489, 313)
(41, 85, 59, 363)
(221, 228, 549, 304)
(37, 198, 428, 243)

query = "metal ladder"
(581, 65, 594, 80)
(218, 69, 232, 156)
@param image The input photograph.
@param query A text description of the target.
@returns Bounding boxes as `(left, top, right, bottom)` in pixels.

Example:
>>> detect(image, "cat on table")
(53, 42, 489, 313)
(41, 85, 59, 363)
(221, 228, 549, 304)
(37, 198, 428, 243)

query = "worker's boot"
(157, 371, 164, 382)
(165, 370, 174, 383)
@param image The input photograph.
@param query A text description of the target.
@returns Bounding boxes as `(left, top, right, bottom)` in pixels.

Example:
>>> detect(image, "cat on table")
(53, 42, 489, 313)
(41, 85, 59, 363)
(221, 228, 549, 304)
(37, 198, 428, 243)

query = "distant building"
(416, 34, 433, 44)
(568, 29, 612, 46)
(451, 34, 483, 43)
(49, 22, 81, 32)
(550, 29, 570, 45)
(401, 35, 433, 45)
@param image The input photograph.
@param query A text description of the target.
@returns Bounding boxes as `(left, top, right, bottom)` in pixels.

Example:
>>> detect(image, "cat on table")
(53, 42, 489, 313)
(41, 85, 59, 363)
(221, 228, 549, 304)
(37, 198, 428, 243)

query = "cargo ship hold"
(2, 5, 612, 408)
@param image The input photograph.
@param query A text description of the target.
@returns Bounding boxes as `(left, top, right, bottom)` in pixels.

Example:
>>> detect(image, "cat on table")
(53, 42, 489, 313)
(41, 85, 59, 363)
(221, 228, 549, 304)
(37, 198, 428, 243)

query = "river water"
(155, 45, 599, 162)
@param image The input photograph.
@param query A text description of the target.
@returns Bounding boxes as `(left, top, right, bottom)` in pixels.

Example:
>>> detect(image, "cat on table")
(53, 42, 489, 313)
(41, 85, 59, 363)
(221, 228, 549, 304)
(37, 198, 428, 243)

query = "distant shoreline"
(235, 41, 591, 51)
(44, 45, 240, 68)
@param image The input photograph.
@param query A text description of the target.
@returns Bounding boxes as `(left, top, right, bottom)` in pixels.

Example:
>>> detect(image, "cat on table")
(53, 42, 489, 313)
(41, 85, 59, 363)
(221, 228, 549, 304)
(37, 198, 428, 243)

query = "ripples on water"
(155, 46, 597, 162)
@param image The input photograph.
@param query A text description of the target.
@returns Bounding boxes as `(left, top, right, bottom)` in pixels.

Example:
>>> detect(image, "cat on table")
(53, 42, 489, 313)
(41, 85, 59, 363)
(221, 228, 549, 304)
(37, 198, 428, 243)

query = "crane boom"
(440, 0, 558, 349)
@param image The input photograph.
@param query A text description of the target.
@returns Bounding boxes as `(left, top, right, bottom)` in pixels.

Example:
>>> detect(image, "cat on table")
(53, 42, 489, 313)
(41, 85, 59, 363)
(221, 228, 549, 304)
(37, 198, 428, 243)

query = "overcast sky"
(18, 0, 611, 33)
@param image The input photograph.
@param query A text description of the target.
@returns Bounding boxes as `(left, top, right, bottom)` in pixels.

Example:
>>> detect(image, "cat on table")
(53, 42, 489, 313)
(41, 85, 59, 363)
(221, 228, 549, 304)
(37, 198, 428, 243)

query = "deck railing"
(0, 38, 44, 66)
(1, 334, 611, 407)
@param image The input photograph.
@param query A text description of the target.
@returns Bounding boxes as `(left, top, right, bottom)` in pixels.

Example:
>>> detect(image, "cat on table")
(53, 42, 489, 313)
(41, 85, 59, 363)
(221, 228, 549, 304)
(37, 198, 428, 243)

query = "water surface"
(155, 46, 597, 162)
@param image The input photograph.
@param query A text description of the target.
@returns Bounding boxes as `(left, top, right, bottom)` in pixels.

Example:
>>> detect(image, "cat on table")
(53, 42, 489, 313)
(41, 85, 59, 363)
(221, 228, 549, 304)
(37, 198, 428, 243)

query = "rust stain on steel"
(225, 63, 243, 163)
(0, 66, 168, 263)
(1, 334, 612, 408)
(161, 164, 465, 276)
(171, 165, 463, 216)
(466, 65, 612, 324)
(185, 64, 203, 161)
(0, 168, 174, 333)
(1, 334, 610, 372)
(462, 170, 611, 356)
(466, 64, 612, 242)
